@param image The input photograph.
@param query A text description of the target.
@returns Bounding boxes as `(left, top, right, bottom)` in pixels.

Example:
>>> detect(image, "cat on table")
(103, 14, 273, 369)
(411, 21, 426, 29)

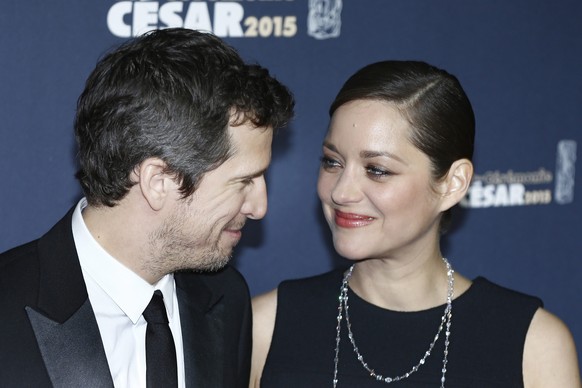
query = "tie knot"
(143, 290, 169, 324)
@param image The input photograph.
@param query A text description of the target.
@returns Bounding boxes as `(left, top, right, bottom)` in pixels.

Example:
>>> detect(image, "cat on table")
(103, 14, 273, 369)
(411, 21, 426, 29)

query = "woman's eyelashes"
(320, 155, 342, 170)
(366, 164, 394, 179)
(321, 155, 395, 179)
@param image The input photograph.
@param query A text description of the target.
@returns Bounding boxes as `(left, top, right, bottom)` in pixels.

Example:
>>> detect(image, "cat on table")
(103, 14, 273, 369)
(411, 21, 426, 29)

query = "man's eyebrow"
(234, 167, 268, 181)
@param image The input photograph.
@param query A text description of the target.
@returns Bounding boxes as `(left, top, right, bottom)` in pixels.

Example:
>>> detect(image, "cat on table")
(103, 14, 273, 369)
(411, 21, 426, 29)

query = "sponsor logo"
(107, 0, 341, 39)
(461, 140, 577, 208)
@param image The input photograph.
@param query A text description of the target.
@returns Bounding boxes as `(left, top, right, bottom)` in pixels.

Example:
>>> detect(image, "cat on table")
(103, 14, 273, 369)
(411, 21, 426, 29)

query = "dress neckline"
(346, 274, 487, 315)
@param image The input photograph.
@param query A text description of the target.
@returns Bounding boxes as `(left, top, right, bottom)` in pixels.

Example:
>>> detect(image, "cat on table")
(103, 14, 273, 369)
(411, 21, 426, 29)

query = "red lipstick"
(334, 210, 375, 228)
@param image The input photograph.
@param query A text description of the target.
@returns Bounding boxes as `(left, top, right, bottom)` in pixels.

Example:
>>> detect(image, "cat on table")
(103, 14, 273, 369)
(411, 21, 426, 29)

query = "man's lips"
(334, 210, 375, 228)
(223, 229, 242, 245)
(224, 223, 245, 239)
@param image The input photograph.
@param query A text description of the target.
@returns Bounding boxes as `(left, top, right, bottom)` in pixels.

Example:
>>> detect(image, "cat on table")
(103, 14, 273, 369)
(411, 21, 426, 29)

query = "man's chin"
(172, 252, 232, 274)
(202, 254, 232, 272)
(204, 258, 232, 273)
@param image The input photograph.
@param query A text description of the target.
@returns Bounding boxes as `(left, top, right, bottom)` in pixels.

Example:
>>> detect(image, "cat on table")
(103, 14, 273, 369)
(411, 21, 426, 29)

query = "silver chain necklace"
(333, 257, 454, 388)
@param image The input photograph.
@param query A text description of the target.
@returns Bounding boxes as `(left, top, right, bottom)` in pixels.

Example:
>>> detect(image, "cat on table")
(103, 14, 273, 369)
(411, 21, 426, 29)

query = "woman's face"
(317, 99, 445, 261)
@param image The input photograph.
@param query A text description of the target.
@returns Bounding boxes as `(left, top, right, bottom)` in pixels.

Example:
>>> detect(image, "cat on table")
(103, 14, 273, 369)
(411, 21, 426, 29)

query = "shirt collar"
(72, 198, 176, 324)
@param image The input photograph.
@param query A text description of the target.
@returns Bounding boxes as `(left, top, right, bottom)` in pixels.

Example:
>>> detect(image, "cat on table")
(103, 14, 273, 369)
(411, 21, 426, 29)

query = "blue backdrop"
(1, 0, 580, 371)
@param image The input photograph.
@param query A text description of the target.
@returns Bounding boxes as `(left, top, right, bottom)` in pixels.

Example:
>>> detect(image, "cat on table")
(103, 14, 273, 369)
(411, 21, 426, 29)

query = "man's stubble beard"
(144, 207, 232, 277)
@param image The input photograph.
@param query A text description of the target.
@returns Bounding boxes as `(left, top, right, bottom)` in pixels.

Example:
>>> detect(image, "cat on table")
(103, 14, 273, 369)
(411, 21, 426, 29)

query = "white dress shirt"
(72, 198, 186, 388)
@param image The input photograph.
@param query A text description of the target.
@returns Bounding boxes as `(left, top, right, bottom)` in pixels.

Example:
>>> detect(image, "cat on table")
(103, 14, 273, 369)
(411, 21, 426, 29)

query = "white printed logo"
(307, 0, 342, 39)
(107, 1, 298, 38)
(461, 139, 577, 208)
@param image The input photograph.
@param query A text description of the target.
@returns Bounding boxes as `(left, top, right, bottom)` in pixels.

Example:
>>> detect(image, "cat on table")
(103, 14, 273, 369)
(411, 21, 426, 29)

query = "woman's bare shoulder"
(523, 308, 581, 388)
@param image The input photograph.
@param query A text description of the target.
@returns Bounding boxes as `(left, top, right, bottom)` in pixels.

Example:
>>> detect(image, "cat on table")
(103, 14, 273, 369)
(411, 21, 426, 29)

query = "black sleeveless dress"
(261, 268, 542, 387)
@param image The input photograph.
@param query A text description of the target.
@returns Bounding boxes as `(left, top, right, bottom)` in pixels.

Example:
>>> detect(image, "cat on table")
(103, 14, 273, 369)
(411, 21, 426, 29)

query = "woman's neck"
(347, 254, 470, 312)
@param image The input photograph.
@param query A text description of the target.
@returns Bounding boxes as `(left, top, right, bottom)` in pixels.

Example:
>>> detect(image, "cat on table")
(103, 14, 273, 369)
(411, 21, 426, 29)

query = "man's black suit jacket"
(0, 209, 252, 387)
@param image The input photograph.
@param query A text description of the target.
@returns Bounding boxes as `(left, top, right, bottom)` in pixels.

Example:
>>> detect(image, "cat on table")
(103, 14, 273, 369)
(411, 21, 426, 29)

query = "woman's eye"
(320, 156, 341, 170)
(366, 165, 393, 177)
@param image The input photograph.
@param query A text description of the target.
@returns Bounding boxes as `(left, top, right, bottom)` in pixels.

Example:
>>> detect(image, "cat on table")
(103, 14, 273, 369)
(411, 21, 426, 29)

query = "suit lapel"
(176, 272, 226, 388)
(27, 209, 114, 387)
(26, 300, 113, 388)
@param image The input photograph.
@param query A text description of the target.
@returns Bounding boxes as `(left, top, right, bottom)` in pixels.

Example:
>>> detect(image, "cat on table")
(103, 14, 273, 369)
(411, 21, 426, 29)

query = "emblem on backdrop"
(307, 0, 343, 40)
(555, 140, 577, 204)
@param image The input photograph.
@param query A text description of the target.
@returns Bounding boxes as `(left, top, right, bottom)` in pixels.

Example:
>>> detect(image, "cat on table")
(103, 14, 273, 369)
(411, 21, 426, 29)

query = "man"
(0, 28, 294, 387)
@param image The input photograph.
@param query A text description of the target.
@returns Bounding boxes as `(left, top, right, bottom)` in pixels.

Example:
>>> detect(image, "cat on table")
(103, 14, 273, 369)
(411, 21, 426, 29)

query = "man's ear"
(134, 158, 177, 211)
(439, 158, 473, 212)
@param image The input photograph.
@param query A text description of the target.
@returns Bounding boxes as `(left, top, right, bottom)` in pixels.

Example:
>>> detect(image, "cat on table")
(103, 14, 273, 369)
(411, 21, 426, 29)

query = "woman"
(250, 61, 580, 387)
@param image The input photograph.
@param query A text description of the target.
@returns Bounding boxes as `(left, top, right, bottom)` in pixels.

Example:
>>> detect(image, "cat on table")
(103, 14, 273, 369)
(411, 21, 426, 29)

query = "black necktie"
(143, 290, 178, 388)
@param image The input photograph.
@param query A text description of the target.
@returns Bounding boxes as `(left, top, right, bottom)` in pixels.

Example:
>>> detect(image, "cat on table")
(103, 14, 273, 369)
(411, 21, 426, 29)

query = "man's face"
(150, 122, 273, 273)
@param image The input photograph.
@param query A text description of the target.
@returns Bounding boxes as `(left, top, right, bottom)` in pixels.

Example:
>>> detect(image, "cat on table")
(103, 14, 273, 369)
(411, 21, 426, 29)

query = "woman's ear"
(439, 158, 473, 212)
(134, 158, 177, 211)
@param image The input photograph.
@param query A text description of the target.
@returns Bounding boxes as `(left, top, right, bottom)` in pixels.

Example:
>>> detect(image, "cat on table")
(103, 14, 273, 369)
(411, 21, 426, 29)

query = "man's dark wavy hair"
(75, 28, 294, 207)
